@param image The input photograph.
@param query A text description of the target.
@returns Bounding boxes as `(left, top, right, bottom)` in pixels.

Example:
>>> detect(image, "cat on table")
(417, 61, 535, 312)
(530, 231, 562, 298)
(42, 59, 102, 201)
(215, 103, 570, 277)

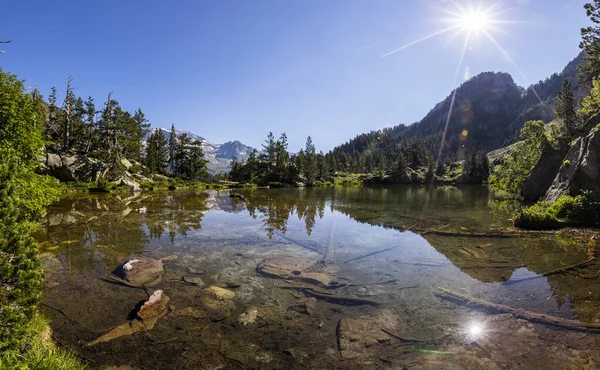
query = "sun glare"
(460, 11, 489, 32)
(380, 1, 537, 164)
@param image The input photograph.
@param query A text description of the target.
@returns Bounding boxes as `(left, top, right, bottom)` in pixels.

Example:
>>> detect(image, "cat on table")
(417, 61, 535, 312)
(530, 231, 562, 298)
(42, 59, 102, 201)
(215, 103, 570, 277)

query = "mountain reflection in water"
(36, 186, 600, 369)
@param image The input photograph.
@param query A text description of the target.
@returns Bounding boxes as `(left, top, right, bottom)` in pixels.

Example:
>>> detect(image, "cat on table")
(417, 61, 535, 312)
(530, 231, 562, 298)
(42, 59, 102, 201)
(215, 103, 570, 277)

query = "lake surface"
(35, 186, 600, 369)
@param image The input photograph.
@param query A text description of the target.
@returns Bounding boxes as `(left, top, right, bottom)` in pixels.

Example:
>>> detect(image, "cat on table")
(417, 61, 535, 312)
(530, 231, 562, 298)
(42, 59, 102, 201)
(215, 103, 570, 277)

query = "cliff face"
(545, 128, 600, 202)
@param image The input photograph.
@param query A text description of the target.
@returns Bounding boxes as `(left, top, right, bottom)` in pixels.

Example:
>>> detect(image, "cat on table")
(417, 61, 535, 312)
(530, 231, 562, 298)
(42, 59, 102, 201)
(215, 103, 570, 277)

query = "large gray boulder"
(39, 153, 105, 182)
(545, 129, 600, 202)
(521, 144, 569, 201)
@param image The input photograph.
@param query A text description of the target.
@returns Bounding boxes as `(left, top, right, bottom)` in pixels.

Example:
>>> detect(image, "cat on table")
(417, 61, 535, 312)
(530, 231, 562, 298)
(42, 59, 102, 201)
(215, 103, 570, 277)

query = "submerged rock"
(237, 305, 282, 326)
(337, 310, 400, 360)
(205, 286, 236, 300)
(183, 276, 205, 287)
(88, 290, 170, 346)
(116, 257, 165, 287)
(337, 317, 393, 360)
(201, 297, 236, 321)
(106, 256, 176, 288)
(256, 257, 339, 288)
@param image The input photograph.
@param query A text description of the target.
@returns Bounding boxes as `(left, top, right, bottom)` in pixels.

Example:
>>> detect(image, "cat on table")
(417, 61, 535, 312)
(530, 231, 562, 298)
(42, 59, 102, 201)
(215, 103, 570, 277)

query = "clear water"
(35, 186, 600, 369)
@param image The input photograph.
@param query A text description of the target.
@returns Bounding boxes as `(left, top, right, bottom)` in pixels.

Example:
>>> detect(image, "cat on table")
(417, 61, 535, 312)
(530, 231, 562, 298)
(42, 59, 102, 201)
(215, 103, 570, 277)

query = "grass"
(333, 173, 364, 187)
(0, 313, 84, 370)
(513, 193, 598, 229)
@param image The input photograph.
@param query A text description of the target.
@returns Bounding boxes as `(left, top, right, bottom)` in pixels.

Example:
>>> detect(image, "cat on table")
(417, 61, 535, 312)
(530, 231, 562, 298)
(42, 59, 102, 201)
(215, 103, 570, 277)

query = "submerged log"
(437, 286, 600, 331)
(280, 286, 381, 306)
(502, 258, 596, 285)
(417, 229, 543, 238)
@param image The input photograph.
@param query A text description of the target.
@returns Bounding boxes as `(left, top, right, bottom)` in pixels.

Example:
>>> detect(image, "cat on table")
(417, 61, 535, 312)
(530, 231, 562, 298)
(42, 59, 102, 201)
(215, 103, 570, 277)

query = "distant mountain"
(333, 52, 585, 164)
(143, 128, 254, 175)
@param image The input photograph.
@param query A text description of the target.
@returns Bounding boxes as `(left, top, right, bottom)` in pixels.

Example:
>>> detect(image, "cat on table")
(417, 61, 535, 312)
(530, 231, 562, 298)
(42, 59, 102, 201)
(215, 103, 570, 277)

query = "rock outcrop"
(38, 152, 106, 182)
(521, 144, 569, 201)
(545, 128, 600, 202)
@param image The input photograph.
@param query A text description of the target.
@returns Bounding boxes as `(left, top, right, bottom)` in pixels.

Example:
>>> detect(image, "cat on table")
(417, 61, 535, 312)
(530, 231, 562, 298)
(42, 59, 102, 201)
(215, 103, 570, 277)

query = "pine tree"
(169, 124, 177, 172)
(72, 96, 86, 152)
(154, 129, 169, 174)
(46, 86, 60, 145)
(396, 152, 405, 174)
(303, 136, 318, 185)
(61, 76, 75, 151)
(174, 132, 192, 176)
(317, 151, 329, 180)
(83, 96, 96, 154)
(261, 132, 276, 178)
(553, 78, 578, 136)
(580, 1, 600, 88)
(130, 108, 150, 162)
(187, 140, 207, 180)
(275, 133, 289, 181)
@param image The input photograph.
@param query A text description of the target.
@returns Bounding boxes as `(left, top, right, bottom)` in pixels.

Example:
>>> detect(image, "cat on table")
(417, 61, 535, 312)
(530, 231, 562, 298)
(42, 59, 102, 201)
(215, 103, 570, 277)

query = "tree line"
(40, 78, 206, 181)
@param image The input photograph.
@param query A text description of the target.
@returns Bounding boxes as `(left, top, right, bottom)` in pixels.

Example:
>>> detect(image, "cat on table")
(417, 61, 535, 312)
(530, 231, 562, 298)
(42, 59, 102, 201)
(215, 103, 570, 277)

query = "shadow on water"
(35, 186, 600, 369)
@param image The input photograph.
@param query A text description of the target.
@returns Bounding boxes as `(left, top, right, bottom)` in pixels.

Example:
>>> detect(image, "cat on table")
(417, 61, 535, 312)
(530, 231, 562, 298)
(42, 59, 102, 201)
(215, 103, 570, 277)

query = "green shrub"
(514, 192, 600, 229)
(563, 159, 571, 167)
(0, 68, 79, 368)
(129, 163, 143, 174)
(95, 179, 114, 193)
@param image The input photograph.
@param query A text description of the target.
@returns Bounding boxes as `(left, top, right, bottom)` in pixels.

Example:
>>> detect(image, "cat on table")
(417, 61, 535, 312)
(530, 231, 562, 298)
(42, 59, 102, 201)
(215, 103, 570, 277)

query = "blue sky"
(0, 0, 591, 152)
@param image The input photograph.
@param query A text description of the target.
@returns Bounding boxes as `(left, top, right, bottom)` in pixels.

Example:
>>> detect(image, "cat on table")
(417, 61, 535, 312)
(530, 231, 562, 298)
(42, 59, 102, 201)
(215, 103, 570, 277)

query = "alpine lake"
(34, 185, 600, 369)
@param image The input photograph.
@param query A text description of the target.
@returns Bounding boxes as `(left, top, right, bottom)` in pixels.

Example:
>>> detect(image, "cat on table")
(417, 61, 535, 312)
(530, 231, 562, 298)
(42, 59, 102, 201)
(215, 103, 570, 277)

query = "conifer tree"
(303, 136, 318, 185)
(169, 124, 177, 172)
(83, 96, 96, 154)
(580, 1, 600, 88)
(553, 78, 577, 136)
(61, 75, 75, 151)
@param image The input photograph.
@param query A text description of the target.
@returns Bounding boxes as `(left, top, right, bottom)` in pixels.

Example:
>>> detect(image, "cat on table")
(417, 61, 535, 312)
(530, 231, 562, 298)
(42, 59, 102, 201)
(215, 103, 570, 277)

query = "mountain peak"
(143, 128, 254, 175)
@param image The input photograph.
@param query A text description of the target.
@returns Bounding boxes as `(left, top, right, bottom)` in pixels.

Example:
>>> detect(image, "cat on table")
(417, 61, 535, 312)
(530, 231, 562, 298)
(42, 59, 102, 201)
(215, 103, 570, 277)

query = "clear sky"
(0, 0, 591, 152)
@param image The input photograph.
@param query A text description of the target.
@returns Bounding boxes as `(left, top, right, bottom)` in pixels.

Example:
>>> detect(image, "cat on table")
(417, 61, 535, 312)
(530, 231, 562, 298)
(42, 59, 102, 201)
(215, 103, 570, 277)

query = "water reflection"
(35, 186, 600, 369)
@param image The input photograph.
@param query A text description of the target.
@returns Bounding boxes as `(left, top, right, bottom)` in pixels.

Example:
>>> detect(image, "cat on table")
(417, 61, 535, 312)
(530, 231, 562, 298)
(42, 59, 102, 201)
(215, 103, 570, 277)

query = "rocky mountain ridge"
(144, 128, 254, 174)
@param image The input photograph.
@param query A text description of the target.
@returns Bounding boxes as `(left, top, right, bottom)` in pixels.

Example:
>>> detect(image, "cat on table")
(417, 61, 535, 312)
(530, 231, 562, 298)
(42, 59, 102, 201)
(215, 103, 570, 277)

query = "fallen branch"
(347, 280, 399, 287)
(437, 286, 600, 331)
(304, 289, 381, 306)
(417, 229, 532, 238)
(344, 245, 400, 263)
(502, 258, 596, 286)
(381, 328, 445, 344)
(280, 286, 380, 306)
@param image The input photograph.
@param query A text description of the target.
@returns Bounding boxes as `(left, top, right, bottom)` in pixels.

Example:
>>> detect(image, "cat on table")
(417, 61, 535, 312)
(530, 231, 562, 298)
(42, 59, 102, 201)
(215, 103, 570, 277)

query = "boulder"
(120, 158, 133, 171)
(39, 153, 105, 182)
(545, 129, 600, 202)
(118, 177, 141, 192)
(110, 257, 165, 287)
(521, 144, 569, 201)
(205, 286, 235, 300)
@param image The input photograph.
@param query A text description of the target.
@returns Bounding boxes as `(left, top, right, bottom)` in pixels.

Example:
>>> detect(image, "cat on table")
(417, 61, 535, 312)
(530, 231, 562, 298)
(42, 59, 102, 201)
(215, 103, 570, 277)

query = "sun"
(459, 11, 490, 32)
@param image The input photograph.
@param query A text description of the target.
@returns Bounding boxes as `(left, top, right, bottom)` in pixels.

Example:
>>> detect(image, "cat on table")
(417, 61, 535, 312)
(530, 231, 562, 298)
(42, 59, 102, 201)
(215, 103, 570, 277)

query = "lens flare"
(460, 11, 490, 32)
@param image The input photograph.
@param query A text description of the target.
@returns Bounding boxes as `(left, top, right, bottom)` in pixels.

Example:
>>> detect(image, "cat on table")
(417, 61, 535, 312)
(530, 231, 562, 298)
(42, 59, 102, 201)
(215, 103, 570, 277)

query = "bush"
(95, 179, 114, 193)
(0, 68, 77, 367)
(563, 159, 571, 167)
(514, 192, 600, 229)
(129, 163, 143, 174)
